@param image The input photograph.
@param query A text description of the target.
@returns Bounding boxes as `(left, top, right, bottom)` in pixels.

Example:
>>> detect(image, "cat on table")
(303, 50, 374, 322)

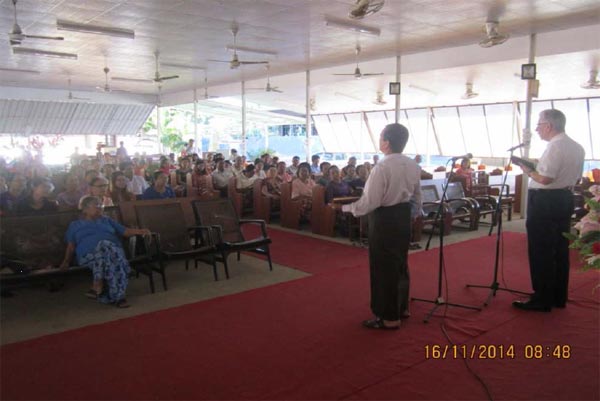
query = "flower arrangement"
(565, 185, 600, 271)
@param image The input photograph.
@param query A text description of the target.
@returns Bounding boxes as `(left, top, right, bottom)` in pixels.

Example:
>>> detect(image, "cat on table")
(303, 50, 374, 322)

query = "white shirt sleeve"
(342, 166, 385, 217)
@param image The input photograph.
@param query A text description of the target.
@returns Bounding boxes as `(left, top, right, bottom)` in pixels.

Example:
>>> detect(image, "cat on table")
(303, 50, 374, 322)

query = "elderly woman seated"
(291, 163, 315, 220)
(60, 196, 150, 308)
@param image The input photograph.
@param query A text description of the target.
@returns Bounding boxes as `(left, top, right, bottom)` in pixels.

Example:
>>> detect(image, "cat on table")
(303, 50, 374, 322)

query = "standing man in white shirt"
(513, 109, 585, 312)
(340, 123, 422, 330)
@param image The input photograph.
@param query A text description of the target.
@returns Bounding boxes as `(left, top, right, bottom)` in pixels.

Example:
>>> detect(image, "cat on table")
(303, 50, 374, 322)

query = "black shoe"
(512, 300, 551, 312)
(362, 318, 400, 330)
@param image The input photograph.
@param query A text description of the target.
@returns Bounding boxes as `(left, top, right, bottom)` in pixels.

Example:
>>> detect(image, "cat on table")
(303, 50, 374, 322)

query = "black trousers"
(526, 189, 574, 308)
(368, 203, 411, 321)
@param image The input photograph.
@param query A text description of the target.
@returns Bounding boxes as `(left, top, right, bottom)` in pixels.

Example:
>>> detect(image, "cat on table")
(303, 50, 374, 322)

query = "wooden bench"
(0, 208, 157, 293)
(280, 181, 302, 230)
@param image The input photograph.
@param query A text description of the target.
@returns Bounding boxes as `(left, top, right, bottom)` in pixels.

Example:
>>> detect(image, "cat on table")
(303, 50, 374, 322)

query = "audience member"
(262, 167, 281, 209)
(455, 157, 474, 193)
(142, 172, 175, 200)
(310, 154, 321, 175)
(0, 174, 28, 214)
(349, 165, 368, 191)
(232, 156, 244, 177)
(325, 166, 352, 203)
(291, 164, 315, 220)
(276, 161, 292, 183)
(89, 177, 114, 207)
(343, 164, 357, 182)
(316, 162, 332, 186)
(212, 159, 233, 197)
(255, 161, 267, 179)
(120, 162, 148, 196)
(116, 141, 128, 162)
(56, 173, 83, 210)
(287, 156, 301, 177)
(110, 172, 136, 205)
(16, 177, 58, 215)
(60, 195, 150, 308)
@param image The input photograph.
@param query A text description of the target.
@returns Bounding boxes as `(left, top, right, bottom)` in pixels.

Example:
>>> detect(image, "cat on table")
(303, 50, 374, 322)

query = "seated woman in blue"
(141, 171, 175, 200)
(60, 196, 150, 308)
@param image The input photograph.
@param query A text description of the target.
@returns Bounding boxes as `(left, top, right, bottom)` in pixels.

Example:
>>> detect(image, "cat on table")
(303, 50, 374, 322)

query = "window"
(588, 98, 600, 160)
(405, 108, 434, 156)
(484, 103, 515, 158)
(312, 115, 339, 152)
(432, 107, 465, 157)
(458, 105, 490, 157)
(345, 112, 377, 153)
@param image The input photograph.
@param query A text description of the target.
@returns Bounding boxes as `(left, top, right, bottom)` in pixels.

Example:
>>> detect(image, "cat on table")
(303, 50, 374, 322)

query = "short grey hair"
(540, 109, 566, 132)
(79, 195, 101, 211)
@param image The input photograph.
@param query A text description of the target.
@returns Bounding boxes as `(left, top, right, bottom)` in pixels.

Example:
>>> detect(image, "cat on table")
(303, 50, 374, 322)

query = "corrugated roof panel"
(104, 104, 154, 136)
(0, 100, 153, 137)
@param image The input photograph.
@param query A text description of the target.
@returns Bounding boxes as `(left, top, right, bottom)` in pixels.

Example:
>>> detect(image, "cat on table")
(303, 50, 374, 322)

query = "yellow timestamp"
(424, 344, 571, 360)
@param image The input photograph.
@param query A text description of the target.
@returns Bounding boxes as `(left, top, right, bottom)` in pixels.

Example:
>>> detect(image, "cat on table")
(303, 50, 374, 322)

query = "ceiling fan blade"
(23, 34, 64, 40)
(9, 39, 21, 46)
(272, 88, 283, 93)
(155, 75, 179, 82)
(207, 59, 231, 63)
(333, 73, 358, 76)
(362, 73, 384, 76)
(239, 61, 269, 65)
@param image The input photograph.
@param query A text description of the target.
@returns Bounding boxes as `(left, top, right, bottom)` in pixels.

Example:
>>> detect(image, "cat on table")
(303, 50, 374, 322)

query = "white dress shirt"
(343, 153, 422, 217)
(126, 175, 149, 195)
(212, 169, 233, 189)
(530, 133, 585, 189)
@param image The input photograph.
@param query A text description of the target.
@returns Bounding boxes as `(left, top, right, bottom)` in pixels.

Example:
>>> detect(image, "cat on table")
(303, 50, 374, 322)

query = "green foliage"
(247, 148, 277, 162)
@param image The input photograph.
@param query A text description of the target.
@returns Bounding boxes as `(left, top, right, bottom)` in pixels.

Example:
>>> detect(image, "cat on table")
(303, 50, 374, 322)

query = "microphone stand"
(466, 149, 530, 305)
(412, 160, 481, 323)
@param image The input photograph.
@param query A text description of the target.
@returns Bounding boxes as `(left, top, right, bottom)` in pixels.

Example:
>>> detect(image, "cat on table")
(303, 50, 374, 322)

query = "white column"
(241, 81, 246, 157)
(193, 89, 199, 152)
(395, 55, 401, 123)
(520, 33, 536, 217)
(305, 70, 311, 163)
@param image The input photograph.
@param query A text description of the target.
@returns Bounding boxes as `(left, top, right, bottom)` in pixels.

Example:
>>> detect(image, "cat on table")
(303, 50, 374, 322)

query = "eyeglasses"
(93, 184, 109, 187)
(536, 122, 549, 127)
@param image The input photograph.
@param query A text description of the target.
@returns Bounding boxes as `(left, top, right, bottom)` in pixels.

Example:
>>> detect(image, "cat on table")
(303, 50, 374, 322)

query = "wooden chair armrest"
(239, 219, 268, 238)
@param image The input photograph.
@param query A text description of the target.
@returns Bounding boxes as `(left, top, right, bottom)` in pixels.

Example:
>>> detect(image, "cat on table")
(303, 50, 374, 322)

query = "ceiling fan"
(111, 52, 179, 84)
(208, 22, 269, 69)
(8, 0, 64, 46)
(461, 82, 479, 99)
(479, 2, 509, 48)
(333, 45, 384, 79)
(96, 66, 128, 93)
(348, 0, 385, 19)
(67, 78, 90, 100)
(247, 64, 282, 93)
(581, 70, 600, 89)
(198, 72, 218, 100)
(373, 91, 387, 105)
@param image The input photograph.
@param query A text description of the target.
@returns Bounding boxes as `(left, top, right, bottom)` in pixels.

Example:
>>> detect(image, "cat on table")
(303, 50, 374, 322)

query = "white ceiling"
(0, 0, 599, 113)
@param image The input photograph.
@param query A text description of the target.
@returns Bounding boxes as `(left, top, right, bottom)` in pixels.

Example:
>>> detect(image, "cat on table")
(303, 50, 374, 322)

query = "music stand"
(412, 160, 481, 323)
(466, 150, 531, 305)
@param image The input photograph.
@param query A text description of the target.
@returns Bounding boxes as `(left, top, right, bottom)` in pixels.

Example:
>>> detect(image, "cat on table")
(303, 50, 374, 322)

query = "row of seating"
(0, 197, 273, 294)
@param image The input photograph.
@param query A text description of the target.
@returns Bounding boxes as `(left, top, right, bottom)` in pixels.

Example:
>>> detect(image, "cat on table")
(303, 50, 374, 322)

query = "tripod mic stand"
(466, 150, 530, 305)
(412, 161, 481, 323)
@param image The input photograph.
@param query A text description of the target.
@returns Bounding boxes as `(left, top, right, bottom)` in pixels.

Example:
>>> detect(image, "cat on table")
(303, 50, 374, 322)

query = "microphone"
(507, 142, 530, 152)
(449, 153, 472, 161)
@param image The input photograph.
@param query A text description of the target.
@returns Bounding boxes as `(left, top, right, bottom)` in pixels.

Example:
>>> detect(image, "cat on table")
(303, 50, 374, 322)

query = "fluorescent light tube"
(0, 67, 41, 75)
(225, 45, 278, 56)
(324, 16, 380, 36)
(12, 47, 78, 60)
(161, 63, 206, 70)
(57, 19, 135, 39)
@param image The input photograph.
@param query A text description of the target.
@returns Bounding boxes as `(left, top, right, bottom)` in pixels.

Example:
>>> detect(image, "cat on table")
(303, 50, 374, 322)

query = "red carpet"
(1, 231, 599, 400)
(242, 224, 369, 274)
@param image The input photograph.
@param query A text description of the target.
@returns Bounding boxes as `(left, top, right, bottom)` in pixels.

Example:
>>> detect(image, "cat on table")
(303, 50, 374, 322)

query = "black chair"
(192, 199, 273, 279)
(134, 202, 218, 286)
(443, 182, 481, 230)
